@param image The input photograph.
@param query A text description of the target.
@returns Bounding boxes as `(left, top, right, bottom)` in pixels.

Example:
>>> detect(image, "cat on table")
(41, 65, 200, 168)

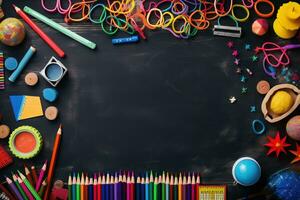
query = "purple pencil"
(18, 177, 34, 200)
(36, 161, 47, 191)
(6, 177, 23, 200)
(114, 174, 118, 200)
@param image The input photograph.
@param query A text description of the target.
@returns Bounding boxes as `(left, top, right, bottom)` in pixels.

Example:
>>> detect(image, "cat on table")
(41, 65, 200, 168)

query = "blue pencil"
(110, 175, 114, 200)
(141, 177, 145, 200)
(105, 173, 110, 200)
(102, 175, 106, 200)
(136, 177, 140, 200)
(72, 174, 76, 200)
(145, 173, 149, 200)
(89, 178, 93, 200)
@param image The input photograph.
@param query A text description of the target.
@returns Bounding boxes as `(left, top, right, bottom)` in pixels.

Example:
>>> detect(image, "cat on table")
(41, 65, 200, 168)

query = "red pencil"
(31, 166, 38, 186)
(13, 5, 65, 58)
(94, 174, 97, 200)
(97, 173, 101, 200)
(130, 173, 134, 200)
(195, 174, 200, 200)
(191, 174, 195, 200)
(0, 181, 16, 200)
(169, 175, 173, 200)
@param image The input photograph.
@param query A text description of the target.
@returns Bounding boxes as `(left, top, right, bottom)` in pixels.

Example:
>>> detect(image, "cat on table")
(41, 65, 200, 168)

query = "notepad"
(199, 185, 226, 200)
(10, 95, 43, 121)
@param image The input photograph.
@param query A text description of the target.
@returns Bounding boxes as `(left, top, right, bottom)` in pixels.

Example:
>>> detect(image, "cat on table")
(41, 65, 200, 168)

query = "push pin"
(246, 68, 253, 76)
(40, 57, 67, 87)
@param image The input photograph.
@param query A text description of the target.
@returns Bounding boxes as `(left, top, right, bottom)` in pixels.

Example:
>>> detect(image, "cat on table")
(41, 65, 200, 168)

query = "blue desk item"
(43, 88, 58, 102)
(112, 36, 139, 45)
(9, 46, 36, 82)
(5, 57, 18, 71)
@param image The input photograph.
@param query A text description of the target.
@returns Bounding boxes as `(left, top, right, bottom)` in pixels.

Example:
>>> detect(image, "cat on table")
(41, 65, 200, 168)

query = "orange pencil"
(81, 173, 85, 200)
(13, 5, 65, 57)
(43, 124, 62, 200)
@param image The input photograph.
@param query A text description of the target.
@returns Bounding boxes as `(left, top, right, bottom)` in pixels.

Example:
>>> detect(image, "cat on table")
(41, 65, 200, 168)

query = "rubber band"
(252, 119, 266, 135)
(254, 0, 274, 18)
(262, 57, 277, 79)
(242, 0, 254, 8)
(67, 0, 96, 22)
(171, 15, 189, 34)
(231, 4, 249, 22)
(146, 8, 164, 29)
(214, 0, 233, 17)
(171, 1, 188, 15)
(41, 0, 71, 15)
(155, 0, 173, 12)
(89, 3, 107, 24)
(189, 10, 209, 30)
(217, 14, 239, 27)
(162, 11, 174, 28)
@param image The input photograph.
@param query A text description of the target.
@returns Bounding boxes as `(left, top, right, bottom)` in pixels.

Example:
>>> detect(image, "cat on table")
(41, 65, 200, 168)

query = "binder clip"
(40, 57, 67, 87)
(213, 15, 242, 38)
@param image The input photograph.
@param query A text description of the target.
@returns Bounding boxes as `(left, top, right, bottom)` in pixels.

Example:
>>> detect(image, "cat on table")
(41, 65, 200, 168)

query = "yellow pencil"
(178, 174, 182, 200)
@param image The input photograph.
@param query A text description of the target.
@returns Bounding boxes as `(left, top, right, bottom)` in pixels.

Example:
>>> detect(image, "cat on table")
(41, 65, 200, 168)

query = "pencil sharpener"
(40, 56, 67, 87)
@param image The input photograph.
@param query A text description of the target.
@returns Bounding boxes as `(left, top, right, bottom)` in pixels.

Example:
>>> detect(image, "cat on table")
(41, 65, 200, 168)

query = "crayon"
(126, 175, 130, 200)
(191, 174, 195, 200)
(68, 175, 72, 200)
(122, 173, 126, 200)
(106, 174, 110, 200)
(114, 175, 118, 200)
(157, 175, 161, 200)
(18, 172, 41, 200)
(178, 174, 182, 200)
(165, 174, 169, 200)
(169, 175, 173, 200)
(182, 175, 186, 200)
(153, 176, 158, 200)
(195, 175, 200, 200)
(130, 173, 134, 200)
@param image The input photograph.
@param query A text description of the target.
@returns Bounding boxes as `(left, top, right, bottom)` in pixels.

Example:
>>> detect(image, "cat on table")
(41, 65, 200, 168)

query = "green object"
(76, 174, 80, 200)
(9, 126, 43, 159)
(68, 182, 72, 200)
(149, 172, 153, 200)
(153, 182, 157, 200)
(23, 6, 96, 50)
(173, 185, 178, 200)
(18, 171, 42, 200)
(161, 182, 165, 200)
(12, 174, 29, 200)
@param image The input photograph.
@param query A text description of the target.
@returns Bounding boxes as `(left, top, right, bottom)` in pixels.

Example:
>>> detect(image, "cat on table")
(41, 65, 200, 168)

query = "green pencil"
(12, 173, 29, 200)
(162, 172, 165, 200)
(68, 175, 72, 200)
(18, 171, 42, 200)
(153, 175, 158, 200)
(149, 172, 153, 200)
(23, 6, 96, 50)
(76, 174, 80, 200)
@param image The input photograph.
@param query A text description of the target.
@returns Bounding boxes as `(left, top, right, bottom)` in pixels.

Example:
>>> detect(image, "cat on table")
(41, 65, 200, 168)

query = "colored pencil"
(36, 161, 47, 191)
(162, 173, 166, 200)
(0, 180, 16, 200)
(110, 175, 114, 200)
(38, 180, 47, 198)
(114, 174, 118, 200)
(85, 175, 89, 200)
(178, 174, 182, 200)
(182, 175, 186, 200)
(122, 173, 126, 200)
(126, 175, 130, 200)
(13, 5, 65, 57)
(68, 175, 72, 200)
(31, 166, 38, 186)
(173, 176, 178, 200)
(106, 174, 110, 200)
(195, 175, 200, 200)
(165, 173, 169, 200)
(140, 177, 145, 200)
(24, 165, 34, 187)
(13, 174, 28, 200)
(43, 124, 62, 200)
(191, 174, 195, 200)
(18, 172, 41, 200)
(149, 172, 153, 200)
(23, 6, 96, 49)
(17, 176, 34, 200)
(6, 177, 23, 200)
(169, 175, 173, 200)
(136, 177, 140, 200)
(94, 175, 98, 200)
(186, 175, 191, 200)
(81, 174, 85, 200)
(153, 176, 158, 200)
(101, 175, 105, 200)
(157, 176, 161, 200)
(145, 174, 149, 200)
(89, 178, 94, 200)
(72, 175, 77, 200)
(118, 174, 122, 200)
(130, 173, 134, 200)
(76, 174, 80, 200)
(98, 174, 102, 200)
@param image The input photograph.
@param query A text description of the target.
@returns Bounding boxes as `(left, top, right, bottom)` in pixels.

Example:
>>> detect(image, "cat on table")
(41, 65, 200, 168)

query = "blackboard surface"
(0, 0, 299, 199)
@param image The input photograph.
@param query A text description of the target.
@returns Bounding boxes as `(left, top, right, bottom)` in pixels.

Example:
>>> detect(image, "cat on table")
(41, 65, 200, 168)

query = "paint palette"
(40, 56, 67, 87)
(8, 126, 42, 159)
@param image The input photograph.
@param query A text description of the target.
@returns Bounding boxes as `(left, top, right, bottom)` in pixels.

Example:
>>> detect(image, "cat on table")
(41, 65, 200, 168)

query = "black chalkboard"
(1, 0, 299, 199)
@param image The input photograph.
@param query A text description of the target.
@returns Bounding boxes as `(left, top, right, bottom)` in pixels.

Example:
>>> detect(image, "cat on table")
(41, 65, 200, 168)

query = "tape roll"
(9, 126, 42, 159)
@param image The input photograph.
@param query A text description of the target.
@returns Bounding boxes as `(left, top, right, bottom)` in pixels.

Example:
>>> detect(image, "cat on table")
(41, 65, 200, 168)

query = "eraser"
(0, 124, 10, 139)
(5, 57, 18, 71)
(45, 106, 58, 121)
(43, 88, 58, 102)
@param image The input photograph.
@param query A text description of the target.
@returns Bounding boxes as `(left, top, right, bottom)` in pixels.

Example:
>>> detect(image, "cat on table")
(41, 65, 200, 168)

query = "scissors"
(257, 42, 300, 68)
(41, 0, 72, 15)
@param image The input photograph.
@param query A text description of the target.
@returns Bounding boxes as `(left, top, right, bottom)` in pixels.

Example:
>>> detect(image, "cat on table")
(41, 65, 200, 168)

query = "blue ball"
(5, 57, 18, 71)
(43, 88, 58, 102)
(232, 157, 261, 186)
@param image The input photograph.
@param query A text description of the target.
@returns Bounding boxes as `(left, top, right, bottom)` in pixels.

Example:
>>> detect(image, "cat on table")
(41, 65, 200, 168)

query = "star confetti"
(252, 55, 258, 62)
(227, 41, 234, 48)
(241, 87, 247, 94)
(250, 106, 256, 112)
(264, 132, 291, 157)
(290, 144, 300, 164)
(240, 76, 246, 83)
(234, 58, 240, 65)
(245, 44, 251, 50)
(236, 68, 242, 74)
(229, 96, 236, 104)
(232, 50, 239, 57)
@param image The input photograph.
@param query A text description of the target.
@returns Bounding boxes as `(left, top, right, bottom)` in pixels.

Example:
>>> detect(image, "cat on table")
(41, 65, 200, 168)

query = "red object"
(290, 143, 300, 164)
(0, 145, 12, 169)
(264, 132, 291, 157)
(94, 175, 97, 200)
(0, 182, 16, 200)
(50, 188, 68, 200)
(13, 5, 65, 58)
(43, 125, 62, 200)
(97, 174, 101, 200)
(31, 166, 38, 185)
(169, 182, 173, 200)
(252, 19, 269, 36)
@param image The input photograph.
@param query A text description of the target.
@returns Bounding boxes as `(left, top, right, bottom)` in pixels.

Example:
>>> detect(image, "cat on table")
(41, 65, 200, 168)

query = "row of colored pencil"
(68, 172, 201, 200)
(0, 161, 47, 200)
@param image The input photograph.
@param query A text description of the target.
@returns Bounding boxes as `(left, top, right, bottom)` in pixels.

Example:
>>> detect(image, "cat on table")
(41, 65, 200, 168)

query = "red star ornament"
(290, 143, 300, 164)
(264, 132, 291, 157)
